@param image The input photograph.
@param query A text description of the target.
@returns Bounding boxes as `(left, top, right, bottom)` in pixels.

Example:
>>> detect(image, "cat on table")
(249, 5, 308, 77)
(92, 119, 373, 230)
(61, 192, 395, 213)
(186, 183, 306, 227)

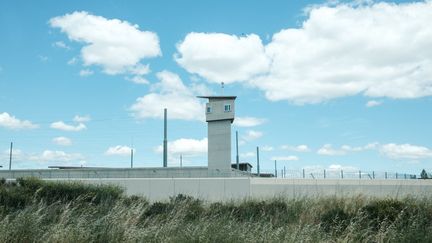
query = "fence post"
(341, 170, 344, 179)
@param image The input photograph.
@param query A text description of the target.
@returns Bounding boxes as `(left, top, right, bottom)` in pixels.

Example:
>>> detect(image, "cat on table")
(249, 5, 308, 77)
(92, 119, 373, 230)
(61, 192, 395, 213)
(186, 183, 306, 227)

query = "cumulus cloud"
(281, 144, 311, 152)
(318, 144, 348, 156)
(130, 70, 205, 121)
(380, 143, 432, 160)
(1, 148, 83, 165)
(73, 115, 91, 123)
(49, 11, 161, 77)
(271, 155, 299, 161)
(0, 112, 38, 130)
(234, 117, 266, 127)
(79, 69, 93, 76)
(52, 137, 72, 146)
(261, 145, 274, 152)
(303, 164, 359, 174)
(155, 138, 207, 157)
(175, 33, 270, 83)
(51, 121, 86, 132)
(240, 152, 256, 158)
(127, 75, 149, 84)
(177, 2, 432, 104)
(366, 100, 382, 107)
(105, 145, 132, 156)
(257, 1, 432, 103)
(51, 115, 90, 132)
(35, 150, 83, 162)
(241, 130, 263, 142)
(52, 41, 70, 50)
(317, 143, 377, 156)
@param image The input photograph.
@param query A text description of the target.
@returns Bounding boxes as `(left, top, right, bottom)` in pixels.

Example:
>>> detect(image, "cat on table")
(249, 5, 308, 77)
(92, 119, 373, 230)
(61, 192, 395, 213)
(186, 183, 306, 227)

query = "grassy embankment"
(1, 177, 432, 242)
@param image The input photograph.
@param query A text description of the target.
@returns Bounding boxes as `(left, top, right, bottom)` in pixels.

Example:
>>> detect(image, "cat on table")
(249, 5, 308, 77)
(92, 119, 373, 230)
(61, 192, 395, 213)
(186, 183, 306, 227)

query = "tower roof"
(197, 96, 236, 100)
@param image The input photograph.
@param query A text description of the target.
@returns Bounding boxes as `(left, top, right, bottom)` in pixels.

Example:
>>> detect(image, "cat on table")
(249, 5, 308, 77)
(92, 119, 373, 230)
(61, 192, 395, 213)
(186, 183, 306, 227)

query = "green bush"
(320, 208, 351, 233)
(360, 199, 407, 230)
(1, 180, 432, 242)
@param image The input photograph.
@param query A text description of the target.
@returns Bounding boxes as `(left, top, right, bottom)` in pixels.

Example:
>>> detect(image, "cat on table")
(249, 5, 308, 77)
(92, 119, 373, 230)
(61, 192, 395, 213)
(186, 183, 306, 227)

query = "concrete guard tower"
(198, 96, 236, 173)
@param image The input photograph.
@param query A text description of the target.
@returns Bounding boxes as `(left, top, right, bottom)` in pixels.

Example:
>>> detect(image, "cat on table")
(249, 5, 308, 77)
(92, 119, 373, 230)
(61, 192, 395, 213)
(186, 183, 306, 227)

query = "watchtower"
(197, 96, 236, 172)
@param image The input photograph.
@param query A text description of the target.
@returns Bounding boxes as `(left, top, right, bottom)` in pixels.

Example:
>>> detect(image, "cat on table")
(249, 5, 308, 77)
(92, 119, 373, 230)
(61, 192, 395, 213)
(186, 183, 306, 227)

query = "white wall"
(52, 178, 432, 202)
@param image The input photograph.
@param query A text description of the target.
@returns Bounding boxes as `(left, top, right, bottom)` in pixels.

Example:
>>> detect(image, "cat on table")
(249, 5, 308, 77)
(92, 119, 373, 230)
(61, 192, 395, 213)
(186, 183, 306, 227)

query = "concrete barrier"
(43, 178, 432, 202)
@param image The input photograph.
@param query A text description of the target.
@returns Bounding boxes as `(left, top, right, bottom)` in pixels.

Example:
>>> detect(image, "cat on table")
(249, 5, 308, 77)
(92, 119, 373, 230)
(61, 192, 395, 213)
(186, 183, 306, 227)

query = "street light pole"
(9, 142, 13, 171)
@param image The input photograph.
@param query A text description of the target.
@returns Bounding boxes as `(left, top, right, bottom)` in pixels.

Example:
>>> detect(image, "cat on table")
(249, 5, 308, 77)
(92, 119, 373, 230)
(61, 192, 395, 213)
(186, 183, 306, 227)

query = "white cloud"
(68, 57, 78, 65)
(256, 1, 432, 103)
(73, 115, 91, 123)
(317, 144, 347, 156)
(1, 149, 83, 164)
(327, 164, 358, 171)
(79, 69, 93, 76)
(178, 2, 432, 104)
(281, 144, 311, 152)
(130, 70, 205, 121)
(303, 164, 359, 173)
(271, 155, 299, 161)
(380, 143, 432, 160)
(261, 145, 274, 152)
(52, 137, 72, 146)
(155, 138, 207, 157)
(317, 143, 377, 156)
(366, 100, 382, 107)
(240, 152, 256, 158)
(50, 11, 161, 75)
(127, 75, 149, 84)
(241, 130, 263, 142)
(234, 117, 266, 127)
(36, 150, 83, 162)
(105, 145, 132, 156)
(0, 112, 38, 130)
(50, 121, 86, 131)
(175, 33, 270, 84)
(51, 115, 90, 132)
(52, 41, 70, 49)
(38, 55, 48, 62)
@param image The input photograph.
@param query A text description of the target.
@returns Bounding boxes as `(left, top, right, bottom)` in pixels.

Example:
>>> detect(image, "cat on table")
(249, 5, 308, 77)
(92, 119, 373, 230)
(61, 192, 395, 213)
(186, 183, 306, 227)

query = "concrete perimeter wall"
(49, 178, 432, 202)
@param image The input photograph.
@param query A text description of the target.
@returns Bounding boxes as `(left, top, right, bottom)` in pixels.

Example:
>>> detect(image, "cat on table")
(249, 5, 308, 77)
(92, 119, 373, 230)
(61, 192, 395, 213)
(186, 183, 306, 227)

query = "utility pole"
(236, 131, 239, 170)
(9, 142, 13, 171)
(256, 146, 260, 176)
(274, 160, 277, 178)
(163, 108, 168, 167)
(130, 148, 134, 168)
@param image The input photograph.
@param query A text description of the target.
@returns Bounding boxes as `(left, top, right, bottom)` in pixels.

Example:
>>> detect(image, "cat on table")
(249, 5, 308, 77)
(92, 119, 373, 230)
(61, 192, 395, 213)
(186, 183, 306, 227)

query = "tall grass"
(1, 178, 432, 242)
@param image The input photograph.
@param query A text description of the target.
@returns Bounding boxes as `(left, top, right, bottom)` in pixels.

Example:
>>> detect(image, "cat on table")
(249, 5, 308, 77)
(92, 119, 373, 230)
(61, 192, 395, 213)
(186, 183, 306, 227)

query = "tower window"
(224, 104, 231, 112)
(206, 106, 211, 113)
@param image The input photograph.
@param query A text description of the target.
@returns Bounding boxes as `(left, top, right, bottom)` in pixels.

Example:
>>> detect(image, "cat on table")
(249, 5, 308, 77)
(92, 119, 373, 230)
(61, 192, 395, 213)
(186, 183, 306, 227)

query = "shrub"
(360, 199, 406, 230)
(320, 208, 351, 233)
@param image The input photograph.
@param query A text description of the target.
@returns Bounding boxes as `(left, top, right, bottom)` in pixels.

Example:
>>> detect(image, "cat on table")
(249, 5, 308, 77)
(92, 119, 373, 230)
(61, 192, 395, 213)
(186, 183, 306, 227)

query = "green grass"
(1, 178, 432, 242)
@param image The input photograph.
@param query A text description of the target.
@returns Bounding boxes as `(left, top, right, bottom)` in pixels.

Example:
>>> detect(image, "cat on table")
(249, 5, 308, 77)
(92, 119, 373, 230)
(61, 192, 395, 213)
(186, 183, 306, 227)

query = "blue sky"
(1, 0, 431, 174)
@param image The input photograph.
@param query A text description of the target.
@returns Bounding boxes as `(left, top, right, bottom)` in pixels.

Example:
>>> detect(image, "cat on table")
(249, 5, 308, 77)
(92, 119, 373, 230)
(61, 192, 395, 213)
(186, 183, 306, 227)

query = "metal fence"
(271, 169, 417, 179)
(0, 167, 418, 180)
